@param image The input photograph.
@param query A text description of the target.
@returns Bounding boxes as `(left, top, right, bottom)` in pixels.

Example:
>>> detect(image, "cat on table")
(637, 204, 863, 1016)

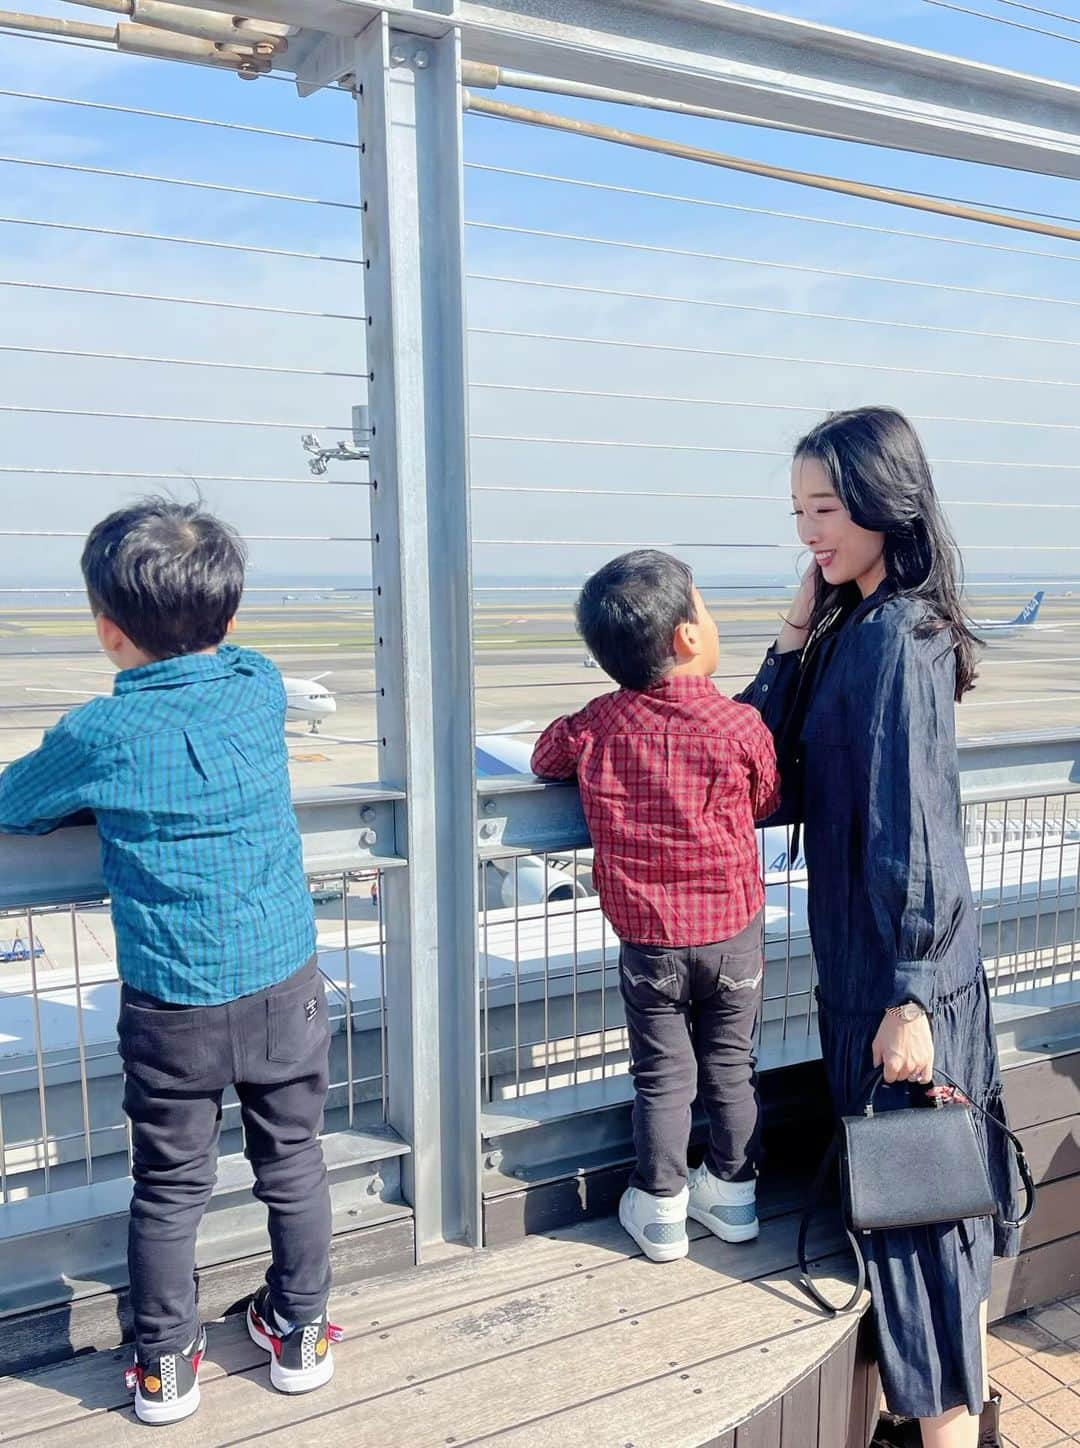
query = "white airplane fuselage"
(283, 676, 337, 732)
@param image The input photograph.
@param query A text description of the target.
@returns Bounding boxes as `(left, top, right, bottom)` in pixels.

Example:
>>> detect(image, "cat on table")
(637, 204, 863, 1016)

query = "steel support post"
(354, 13, 482, 1253)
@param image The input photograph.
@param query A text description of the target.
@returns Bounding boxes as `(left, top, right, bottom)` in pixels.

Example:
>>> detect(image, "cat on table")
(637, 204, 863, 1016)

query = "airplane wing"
(476, 723, 537, 777)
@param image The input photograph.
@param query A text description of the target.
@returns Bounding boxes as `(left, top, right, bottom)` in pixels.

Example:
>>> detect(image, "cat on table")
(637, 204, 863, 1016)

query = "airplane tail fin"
(1010, 590, 1044, 627)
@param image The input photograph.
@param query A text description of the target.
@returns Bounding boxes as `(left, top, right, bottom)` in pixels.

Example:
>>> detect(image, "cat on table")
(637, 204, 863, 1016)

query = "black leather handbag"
(797, 1067, 1036, 1314)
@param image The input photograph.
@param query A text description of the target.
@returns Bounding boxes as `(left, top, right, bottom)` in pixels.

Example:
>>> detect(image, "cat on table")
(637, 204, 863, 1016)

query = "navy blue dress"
(741, 585, 1019, 1419)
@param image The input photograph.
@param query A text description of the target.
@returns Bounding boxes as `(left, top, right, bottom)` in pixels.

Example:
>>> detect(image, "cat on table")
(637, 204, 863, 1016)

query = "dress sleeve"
(853, 623, 962, 1014)
(736, 646, 805, 827)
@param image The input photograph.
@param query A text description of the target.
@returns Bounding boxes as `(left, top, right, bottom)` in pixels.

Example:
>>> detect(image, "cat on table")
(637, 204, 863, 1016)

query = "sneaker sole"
(687, 1203, 760, 1243)
(247, 1308, 336, 1394)
(134, 1382, 201, 1425)
(619, 1199, 689, 1263)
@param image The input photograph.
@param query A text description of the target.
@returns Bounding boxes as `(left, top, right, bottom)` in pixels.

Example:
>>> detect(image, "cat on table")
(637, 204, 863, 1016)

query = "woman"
(740, 407, 1018, 1448)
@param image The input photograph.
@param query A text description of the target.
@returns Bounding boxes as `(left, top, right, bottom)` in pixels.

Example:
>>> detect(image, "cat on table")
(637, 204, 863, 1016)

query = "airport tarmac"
(0, 588, 1078, 792)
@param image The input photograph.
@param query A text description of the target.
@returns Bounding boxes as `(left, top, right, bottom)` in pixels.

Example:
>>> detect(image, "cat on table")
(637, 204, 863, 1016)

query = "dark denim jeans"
(619, 911, 764, 1197)
(118, 955, 332, 1359)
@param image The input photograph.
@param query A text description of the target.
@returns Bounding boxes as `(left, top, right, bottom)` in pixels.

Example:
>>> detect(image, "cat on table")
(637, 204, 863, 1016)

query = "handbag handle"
(862, 1067, 1035, 1229)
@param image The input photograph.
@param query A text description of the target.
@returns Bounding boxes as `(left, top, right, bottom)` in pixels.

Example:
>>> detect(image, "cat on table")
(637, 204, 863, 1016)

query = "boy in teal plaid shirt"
(0, 499, 339, 1423)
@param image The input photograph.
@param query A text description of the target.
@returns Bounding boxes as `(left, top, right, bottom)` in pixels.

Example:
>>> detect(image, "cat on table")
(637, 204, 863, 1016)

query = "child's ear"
(95, 614, 127, 655)
(225, 617, 237, 635)
(672, 618, 699, 661)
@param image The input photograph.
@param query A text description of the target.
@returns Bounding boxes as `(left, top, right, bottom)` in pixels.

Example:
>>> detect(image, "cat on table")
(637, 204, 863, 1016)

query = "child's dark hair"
(81, 498, 246, 659)
(576, 549, 696, 692)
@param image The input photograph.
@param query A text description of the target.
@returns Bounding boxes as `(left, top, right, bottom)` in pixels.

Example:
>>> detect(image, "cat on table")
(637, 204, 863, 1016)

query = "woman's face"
(790, 454, 886, 598)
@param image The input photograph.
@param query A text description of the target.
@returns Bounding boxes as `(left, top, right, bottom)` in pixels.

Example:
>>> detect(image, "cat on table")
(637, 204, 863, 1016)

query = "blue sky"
(2, 0, 1079, 586)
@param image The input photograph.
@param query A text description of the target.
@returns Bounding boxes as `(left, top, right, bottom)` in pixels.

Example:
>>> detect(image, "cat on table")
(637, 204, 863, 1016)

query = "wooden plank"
(861, 1318, 881, 1448)
(817, 1322, 857, 1448)
(0, 1214, 415, 1379)
(1001, 1051, 1080, 1131)
(485, 1161, 817, 1249)
(991, 1232, 1080, 1320)
(1017, 1115, 1080, 1185)
(1019, 1173, 1080, 1252)
(779, 1368, 820, 1448)
(484, 1162, 630, 1246)
(32, 1266, 867, 1446)
(847, 1316, 879, 1448)
(0, 1213, 682, 1436)
(391, 1282, 863, 1448)
(0, 1214, 845, 1441)
(0, 1218, 415, 1417)
(735, 1395, 783, 1448)
(0, 1315, 252, 1440)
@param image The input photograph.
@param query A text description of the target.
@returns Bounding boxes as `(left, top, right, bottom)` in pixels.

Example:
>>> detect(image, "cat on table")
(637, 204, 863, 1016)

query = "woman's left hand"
(872, 1010, 934, 1084)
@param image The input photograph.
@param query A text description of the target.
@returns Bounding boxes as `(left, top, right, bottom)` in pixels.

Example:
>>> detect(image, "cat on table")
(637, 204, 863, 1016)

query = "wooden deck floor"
(0, 1206, 864, 1447)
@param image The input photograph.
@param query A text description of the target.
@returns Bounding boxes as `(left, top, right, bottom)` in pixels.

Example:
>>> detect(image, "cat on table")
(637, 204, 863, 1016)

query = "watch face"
(902, 1003, 921, 1021)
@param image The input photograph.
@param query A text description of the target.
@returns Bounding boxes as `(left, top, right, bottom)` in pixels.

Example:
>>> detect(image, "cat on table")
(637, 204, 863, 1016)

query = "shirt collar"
(114, 646, 237, 695)
(644, 673, 715, 697)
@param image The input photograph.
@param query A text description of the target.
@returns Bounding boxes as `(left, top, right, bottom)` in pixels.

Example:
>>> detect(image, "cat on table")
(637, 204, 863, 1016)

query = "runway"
(0, 587, 1077, 791)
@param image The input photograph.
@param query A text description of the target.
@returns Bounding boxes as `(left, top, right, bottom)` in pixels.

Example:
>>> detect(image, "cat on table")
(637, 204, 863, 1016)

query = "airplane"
(969, 590, 1047, 642)
(283, 674, 336, 733)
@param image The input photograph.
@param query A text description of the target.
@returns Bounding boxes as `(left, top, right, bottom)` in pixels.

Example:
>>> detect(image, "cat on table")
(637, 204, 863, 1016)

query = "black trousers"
(118, 956, 332, 1358)
(619, 911, 764, 1197)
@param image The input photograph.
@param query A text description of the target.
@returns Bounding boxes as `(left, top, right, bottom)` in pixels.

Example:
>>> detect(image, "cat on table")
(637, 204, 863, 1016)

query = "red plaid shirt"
(531, 676, 780, 947)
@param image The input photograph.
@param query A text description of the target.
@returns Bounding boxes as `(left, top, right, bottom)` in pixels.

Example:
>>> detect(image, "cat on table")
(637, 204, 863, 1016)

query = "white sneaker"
(687, 1164, 759, 1243)
(618, 1184, 689, 1262)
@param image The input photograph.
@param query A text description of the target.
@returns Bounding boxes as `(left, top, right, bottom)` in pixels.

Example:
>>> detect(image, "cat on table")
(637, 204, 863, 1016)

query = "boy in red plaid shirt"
(531, 551, 779, 1261)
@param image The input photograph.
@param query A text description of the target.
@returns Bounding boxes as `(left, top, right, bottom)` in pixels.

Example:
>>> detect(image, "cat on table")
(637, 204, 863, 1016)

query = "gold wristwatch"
(886, 1001, 925, 1022)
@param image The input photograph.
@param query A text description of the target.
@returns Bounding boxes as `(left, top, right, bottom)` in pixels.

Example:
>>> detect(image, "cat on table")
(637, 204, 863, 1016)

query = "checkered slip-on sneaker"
(247, 1284, 341, 1394)
(124, 1325, 206, 1425)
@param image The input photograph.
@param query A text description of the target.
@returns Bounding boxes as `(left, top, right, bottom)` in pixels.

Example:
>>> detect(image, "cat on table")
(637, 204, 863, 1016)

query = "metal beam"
(0, 786, 404, 910)
(283, 0, 1080, 177)
(475, 730, 1080, 856)
(356, 14, 482, 1254)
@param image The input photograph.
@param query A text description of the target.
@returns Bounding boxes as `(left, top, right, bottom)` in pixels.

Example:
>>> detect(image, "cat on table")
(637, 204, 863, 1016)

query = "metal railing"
(2, 741, 1079, 1222)
(476, 789, 1080, 1109)
(0, 864, 392, 1205)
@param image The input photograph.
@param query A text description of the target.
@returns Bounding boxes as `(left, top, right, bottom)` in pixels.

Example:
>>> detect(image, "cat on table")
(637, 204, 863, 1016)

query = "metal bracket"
(302, 406, 372, 476)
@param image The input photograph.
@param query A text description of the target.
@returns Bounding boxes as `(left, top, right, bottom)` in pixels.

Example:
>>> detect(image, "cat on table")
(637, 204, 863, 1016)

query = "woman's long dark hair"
(794, 406, 979, 700)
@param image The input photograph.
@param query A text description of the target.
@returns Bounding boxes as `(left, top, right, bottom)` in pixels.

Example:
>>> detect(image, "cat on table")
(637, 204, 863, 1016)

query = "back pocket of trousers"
(619, 944, 685, 1004)
(267, 974, 329, 1064)
(119, 1003, 211, 1086)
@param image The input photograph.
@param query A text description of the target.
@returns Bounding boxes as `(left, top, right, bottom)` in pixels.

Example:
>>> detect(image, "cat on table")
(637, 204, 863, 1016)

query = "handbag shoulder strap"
(933, 1069, 1036, 1229)
(796, 1131, 866, 1316)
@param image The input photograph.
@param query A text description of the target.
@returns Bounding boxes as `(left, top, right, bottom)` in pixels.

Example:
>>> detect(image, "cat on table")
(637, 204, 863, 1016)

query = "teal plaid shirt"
(0, 646, 315, 1004)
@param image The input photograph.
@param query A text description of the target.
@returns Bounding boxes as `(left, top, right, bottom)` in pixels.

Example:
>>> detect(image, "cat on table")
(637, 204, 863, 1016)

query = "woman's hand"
(777, 559, 818, 654)
(872, 1010, 934, 1085)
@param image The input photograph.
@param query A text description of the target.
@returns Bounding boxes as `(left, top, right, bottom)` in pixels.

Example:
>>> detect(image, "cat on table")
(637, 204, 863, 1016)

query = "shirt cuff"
(741, 643, 801, 709)
(889, 960, 938, 1015)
